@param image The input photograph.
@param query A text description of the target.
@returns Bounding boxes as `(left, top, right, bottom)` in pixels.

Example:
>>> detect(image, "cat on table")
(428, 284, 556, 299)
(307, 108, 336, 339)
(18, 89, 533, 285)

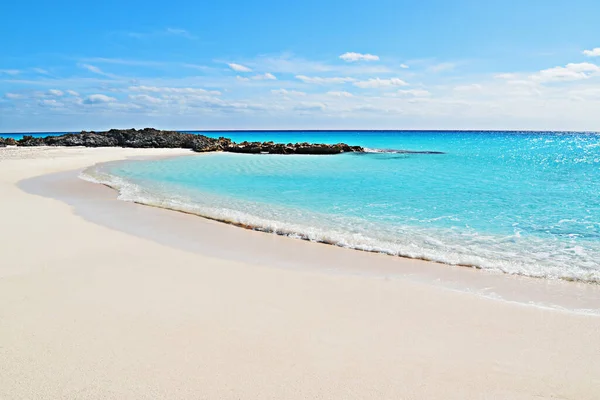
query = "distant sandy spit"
(1, 146, 599, 400)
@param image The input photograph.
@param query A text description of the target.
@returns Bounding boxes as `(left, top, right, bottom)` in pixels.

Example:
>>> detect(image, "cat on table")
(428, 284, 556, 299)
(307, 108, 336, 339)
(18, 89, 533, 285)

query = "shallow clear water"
(81, 131, 600, 282)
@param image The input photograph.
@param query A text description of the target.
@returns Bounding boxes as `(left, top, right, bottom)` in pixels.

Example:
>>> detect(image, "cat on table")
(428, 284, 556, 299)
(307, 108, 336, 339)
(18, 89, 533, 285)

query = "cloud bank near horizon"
(2, 46, 600, 131)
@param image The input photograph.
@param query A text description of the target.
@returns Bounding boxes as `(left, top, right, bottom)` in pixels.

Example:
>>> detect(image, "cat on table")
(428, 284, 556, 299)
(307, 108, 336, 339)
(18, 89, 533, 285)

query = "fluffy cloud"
(271, 89, 306, 96)
(83, 94, 117, 104)
(228, 63, 252, 72)
(66, 90, 80, 96)
(129, 86, 221, 95)
(354, 78, 408, 88)
(531, 62, 600, 82)
(48, 89, 64, 96)
(296, 75, 356, 84)
(400, 64, 409, 69)
(583, 48, 600, 57)
(339, 52, 380, 62)
(326, 91, 353, 97)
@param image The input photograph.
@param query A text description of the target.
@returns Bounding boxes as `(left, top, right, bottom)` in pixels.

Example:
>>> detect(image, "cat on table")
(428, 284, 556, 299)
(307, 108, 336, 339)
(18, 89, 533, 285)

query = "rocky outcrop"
(13, 135, 46, 146)
(4, 137, 19, 146)
(222, 141, 363, 154)
(11, 128, 364, 155)
(0, 137, 17, 147)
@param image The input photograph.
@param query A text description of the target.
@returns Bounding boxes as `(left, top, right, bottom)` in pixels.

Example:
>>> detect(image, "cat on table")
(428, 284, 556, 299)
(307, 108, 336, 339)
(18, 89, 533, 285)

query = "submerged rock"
(12, 128, 364, 155)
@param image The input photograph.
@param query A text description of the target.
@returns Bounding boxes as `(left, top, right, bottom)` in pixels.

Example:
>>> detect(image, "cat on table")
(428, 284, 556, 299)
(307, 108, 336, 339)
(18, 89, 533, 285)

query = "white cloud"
(228, 63, 252, 72)
(354, 78, 409, 88)
(48, 89, 64, 96)
(296, 75, 356, 84)
(252, 73, 276, 80)
(0, 69, 20, 75)
(128, 86, 221, 95)
(400, 64, 409, 69)
(66, 90, 80, 96)
(239, 53, 393, 76)
(583, 48, 600, 57)
(339, 52, 380, 62)
(531, 62, 600, 82)
(397, 89, 431, 97)
(236, 76, 250, 82)
(129, 94, 163, 104)
(568, 87, 600, 99)
(294, 102, 326, 111)
(271, 89, 306, 96)
(80, 64, 104, 75)
(83, 94, 117, 104)
(326, 91, 353, 97)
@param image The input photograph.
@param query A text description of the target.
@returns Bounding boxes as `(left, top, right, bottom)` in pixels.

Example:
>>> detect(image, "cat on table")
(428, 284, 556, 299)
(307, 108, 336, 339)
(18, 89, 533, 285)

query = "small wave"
(80, 164, 600, 285)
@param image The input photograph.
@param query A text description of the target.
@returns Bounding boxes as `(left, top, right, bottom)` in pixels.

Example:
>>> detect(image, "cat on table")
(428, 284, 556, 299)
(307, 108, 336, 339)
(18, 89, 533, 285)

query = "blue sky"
(2, 0, 600, 131)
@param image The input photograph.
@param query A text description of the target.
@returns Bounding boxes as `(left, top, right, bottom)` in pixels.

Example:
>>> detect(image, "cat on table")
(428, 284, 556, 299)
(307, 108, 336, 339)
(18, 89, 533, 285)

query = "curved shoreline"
(89, 177, 600, 285)
(81, 156, 600, 286)
(18, 166, 600, 316)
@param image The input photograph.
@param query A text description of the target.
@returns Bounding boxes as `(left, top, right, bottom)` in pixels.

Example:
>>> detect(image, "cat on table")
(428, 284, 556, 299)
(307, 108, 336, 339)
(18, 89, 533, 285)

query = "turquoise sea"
(5, 130, 600, 282)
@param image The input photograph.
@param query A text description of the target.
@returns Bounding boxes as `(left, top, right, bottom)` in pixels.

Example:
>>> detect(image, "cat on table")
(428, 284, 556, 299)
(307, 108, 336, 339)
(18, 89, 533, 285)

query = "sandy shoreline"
(1, 146, 600, 399)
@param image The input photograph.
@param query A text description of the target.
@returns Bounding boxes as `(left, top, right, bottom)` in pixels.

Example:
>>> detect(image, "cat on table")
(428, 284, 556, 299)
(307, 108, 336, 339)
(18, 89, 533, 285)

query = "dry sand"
(1, 146, 599, 400)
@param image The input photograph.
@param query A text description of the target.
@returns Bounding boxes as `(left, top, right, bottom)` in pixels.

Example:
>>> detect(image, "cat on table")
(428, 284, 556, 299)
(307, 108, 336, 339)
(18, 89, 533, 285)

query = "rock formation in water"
(12, 128, 363, 155)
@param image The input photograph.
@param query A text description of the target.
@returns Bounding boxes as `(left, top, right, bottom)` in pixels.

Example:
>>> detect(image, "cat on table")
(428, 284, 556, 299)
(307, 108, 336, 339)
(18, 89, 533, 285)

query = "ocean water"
(1, 132, 69, 140)
(77, 131, 598, 282)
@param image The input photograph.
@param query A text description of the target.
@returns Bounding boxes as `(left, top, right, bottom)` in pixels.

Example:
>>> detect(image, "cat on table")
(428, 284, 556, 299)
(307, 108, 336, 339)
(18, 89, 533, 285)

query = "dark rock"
(17, 135, 47, 146)
(13, 128, 364, 155)
(220, 140, 363, 155)
(4, 137, 18, 146)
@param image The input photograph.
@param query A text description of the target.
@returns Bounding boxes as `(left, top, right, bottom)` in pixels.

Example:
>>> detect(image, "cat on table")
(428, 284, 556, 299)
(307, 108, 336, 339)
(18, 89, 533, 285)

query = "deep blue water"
(0, 132, 69, 140)
(75, 130, 600, 282)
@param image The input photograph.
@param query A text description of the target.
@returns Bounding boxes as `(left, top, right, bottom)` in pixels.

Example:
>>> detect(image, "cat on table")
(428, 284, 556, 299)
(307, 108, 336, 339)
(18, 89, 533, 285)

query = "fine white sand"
(1, 146, 599, 400)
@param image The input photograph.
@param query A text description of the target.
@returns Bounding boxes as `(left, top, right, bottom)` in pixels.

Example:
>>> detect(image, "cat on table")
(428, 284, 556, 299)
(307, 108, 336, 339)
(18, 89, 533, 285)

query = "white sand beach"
(1, 146, 599, 400)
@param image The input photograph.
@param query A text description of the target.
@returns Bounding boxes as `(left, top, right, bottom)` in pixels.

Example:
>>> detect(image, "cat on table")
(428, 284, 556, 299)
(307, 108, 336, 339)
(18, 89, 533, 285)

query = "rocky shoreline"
(1, 128, 363, 155)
